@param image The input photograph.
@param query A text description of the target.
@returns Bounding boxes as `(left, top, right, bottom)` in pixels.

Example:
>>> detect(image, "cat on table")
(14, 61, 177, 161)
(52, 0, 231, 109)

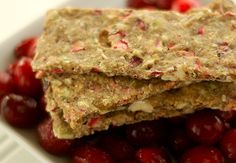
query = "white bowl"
(0, 0, 233, 163)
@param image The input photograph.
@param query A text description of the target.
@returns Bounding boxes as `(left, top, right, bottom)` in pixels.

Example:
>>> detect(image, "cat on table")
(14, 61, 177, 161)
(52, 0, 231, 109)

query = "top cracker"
(32, 0, 236, 81)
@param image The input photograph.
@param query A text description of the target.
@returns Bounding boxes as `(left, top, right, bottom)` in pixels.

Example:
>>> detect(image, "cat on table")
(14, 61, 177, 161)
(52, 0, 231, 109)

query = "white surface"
(0, 0, 235, 163)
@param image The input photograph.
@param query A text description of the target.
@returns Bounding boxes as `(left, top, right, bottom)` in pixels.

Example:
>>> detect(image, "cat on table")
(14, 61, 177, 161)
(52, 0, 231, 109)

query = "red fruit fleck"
(155, 0, 173, 10)
(111, 30, 127, 38)
(168, 128, 192, 154)
(10, 57, 42, 98)
(137, 19, 146, 31)
(130, 56, 143, 67)
(197, 26, 205, 35)
(136, 147, 171, 163)
(1, 94, 40, 128)
(71, 46, 85, 52)
(181, 146, 224, 163)
(113, 39, 129, 50)
(172, 0, 200, 13)
(127, 0, 156, 9)
(15, 37, 37, 58)
(91, 67, 102, 73)
(194, 59, 201, 71)
(150, 71, 163, 78)
(186, 110, 224, 145)
(72, 144, 113, 163)
(99, 135, 135, 161)
(220, 129, 236, 160)
(0, 71, 13, 99)
(126, 121, 166, 146)
(87, 117, 102, 128)
(38, 118, 74, 155)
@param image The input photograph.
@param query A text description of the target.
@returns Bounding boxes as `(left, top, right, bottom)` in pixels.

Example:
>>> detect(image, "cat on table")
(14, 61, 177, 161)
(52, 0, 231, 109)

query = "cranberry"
(220, 129, 236, 160)
(72, 144, 114, 163)
(1, 94, 40, 128)
(186, 110, 224, 145)
(99, 135, 135, 161)
(155, 0, 173, 9)
(171, 0, 200, 13)
(136, 147, 171, 163)
(37, 118, 74, 155)
(10, 57, 42, 98)
(168, 115, 186, 126)
(181, 146, 224, 163)
(0, 71, 13, 99)
(122, 159, 139, 163)
(127, 0, 156, 9)
(126, 120, 166, 146)
(15, 37, 37, 58)
(216, 110, 236, 122)
(168, 128, 192, 155)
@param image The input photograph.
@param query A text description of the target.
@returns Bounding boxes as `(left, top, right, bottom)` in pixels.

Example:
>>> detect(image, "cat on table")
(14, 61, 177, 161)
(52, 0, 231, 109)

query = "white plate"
(0, 0, 234, 163)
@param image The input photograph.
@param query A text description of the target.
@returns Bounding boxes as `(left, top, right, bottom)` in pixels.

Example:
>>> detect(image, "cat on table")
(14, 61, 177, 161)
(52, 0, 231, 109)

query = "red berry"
(99, 135, 135, 160)
(122, 159, 139, 163)
(136, 147, 171, 163)
(220, 129, 236, 160)
(186, 110, 224, 145)
(171, 0, 200, 13)
(72, 145, 113, 163)
(10, 57, 42, 98)
(126, 121, 165, 146)
(155, 0, 173, 9)
(181, 146, 224, 163)
(127, 0, 156, 9)
(0, 71, 13, 99)
(216, 110, 236, 122)
(37, 118, 74, 155)
(168, 128, 192, 154)
(15, 37, 37, 58)
(1, 94, 40, 128)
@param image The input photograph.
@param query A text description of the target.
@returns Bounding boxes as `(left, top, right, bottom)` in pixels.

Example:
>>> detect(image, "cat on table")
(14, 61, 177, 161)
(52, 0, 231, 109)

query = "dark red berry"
(216, 110, 236, 122)
(10, 57, 42, 98)
(220, 129, 236, 160)
(136, 147, 171, 163)
(186, 110, 224, 145)
(126, 121, 165, 146)
(155, 0, 173, 9)
(168, 128, 192, 155)
(122, 159, 139, 163)
(172, 0, 200, 13)
(181, 146, 224, 163)
(15, 37, 37, 58)
(0, 71, 13, 99)
(72, 144, 113, 163)
(37, 118, 74, 155)
(1, 94, 40, 128)
(127, 0, 156, 9)
(99, 135, 135, 160)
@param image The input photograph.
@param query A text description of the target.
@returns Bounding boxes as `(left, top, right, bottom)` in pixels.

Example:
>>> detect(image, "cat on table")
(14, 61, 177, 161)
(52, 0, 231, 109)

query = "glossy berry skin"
(168, 128, 192, 155)
(126, 121, 164, 146)
(172, 0, 200, 13)
(72, 145, 114, 163)
(15, 37, 37, 58)
(186, 110, 224, 145)
(10, 57, 42, 98)
(155, 0, 174, 9)
(127, 0, 173, 10)
(38, 118, 74, 155)
(100, 135, 134, 161)
(220, 129, 236, 160)
(0, 71, 13, 99)
(181, 146, 224, 163)
(136, 147, 171, 163)
(1, 94, 40, 128)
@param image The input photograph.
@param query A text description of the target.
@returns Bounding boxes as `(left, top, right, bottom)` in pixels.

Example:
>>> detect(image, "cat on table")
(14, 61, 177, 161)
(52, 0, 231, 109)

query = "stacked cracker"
(32, 0, 236, 139)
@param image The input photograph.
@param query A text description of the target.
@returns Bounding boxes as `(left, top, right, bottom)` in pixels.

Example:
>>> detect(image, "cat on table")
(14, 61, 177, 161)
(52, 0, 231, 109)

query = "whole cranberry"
(0, 71, 14, 99)
(37, 118, 74, 155)
(181, 146, 224, 163)
(186, 110, 224, 145)
(172, 0, 200, 13)
(99, 135, 135, 161)
(136, 147, 171, 163)
(1, 94, 40, 128)
(10, 57, 42, 98)
(155, 0, 173, 9)
(220, 129, 236, 160)
(15, 37, 37, 58)
(72, 144, 114, 163)
(126, 121, 166, 146)
(216, 110, 236, 122)
(168, 128, 192, 155)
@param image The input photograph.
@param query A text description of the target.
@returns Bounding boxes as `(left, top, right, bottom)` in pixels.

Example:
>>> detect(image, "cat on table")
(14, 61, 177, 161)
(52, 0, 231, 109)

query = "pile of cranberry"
(1, 1, 236, 163)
